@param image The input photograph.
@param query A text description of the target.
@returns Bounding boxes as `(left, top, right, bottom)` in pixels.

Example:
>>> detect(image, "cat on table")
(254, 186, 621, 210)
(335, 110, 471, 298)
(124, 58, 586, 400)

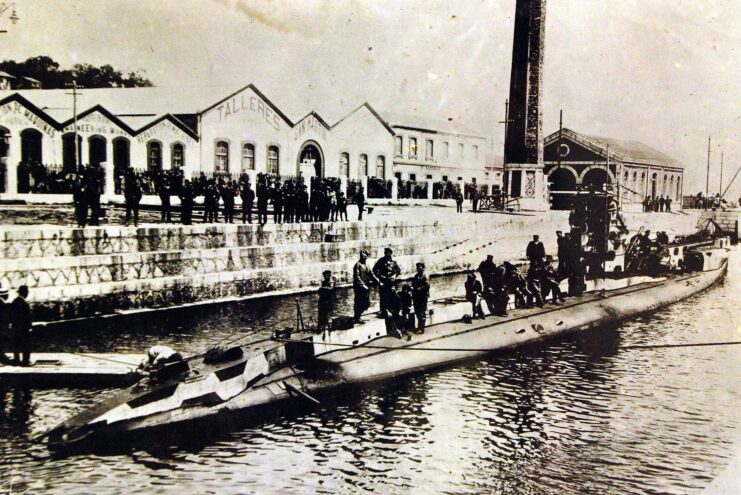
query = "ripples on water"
(2, 249, 740, 494)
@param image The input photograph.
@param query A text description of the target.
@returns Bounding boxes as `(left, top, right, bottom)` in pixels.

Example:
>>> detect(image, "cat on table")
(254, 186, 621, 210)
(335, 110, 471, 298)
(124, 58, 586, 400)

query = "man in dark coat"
(179, 179, 195, 225)
(471, 187, 479, 213)
(357, 187, 366, 221)
(353, 251, 377, 323)
(10, 285, 32, 366)
(124, 169, 142, 226)
(477, 254, 497, 290)
(455, 190, 463, 213)
(272, 181, 283, 224)
(221, 180, 236, 224)
(372, 247, 401, 318)
(72, 174, 88, 228)
(556, 231, 568, 275)
(464, 271, 485, 319)
(526, 235, 546, 265)
(0, 286, 11, 364)
(86, 165, 103, 226)
(257, 177, 269, 224)
(240, 178, 255, 224)
(157, 172, 172, 223)
(411, 262, 430, 333)
(317, 270, 336, 331)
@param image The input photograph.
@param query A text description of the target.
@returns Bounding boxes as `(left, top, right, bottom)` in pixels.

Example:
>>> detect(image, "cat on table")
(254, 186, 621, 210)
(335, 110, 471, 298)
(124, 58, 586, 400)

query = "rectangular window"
(442, 175, 448, 182)
(443, 142, 449, 159)
(409, 137, 417, 159)
(426, 139, 434, 160)
(242, 143, 255, 171)
(394, 136, 403, 157)
(215, 141, 229, 172)
(267, 146, 279, 175)
(171, 144, 184, 168)
(376, 155, 385, 179)
(426, 174, 433, 180)
(410, 173, 417, 182)
(359, 154, 368, 176)
(458, 143, 464, 158)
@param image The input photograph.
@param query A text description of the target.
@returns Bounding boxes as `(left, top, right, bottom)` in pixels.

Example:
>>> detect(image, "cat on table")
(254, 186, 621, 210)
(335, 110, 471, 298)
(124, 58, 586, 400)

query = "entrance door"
(299, 143, 323, 178)
(89, 135, 107, 166)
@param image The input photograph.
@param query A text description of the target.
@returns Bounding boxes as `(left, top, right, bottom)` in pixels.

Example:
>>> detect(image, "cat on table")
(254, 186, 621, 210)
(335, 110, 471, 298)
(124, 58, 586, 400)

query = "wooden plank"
(0, 353, 144, 388)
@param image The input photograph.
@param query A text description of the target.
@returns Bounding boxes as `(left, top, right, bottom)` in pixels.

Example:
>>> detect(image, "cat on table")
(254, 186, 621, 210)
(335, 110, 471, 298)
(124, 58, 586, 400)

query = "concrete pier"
(0, 208, 702, 323)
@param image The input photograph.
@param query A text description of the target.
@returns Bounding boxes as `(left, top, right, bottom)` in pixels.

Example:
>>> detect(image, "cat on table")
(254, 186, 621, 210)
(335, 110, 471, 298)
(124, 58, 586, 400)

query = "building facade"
(0, 84, 493, 199)
(544, 128, 684, 210)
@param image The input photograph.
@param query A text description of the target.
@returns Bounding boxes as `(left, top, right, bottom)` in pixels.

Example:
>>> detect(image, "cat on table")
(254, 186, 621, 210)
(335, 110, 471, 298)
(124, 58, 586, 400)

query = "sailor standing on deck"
(526, 235, 546, 266)
(411, 263, 430, 333)
(373, 248, 402, 318)
(317, 270, 336, 331)
(353, 251, 378, 323)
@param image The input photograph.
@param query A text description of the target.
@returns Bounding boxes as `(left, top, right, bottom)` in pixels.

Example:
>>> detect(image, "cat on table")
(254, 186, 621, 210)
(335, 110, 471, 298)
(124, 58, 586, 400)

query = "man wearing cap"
(411, 262, 430, 333)
(477, 255, 497, 290)
(10, 285, 32, 366)
(353, 251, 378, 323)
(317, 270, 336, 331)
(373, 247, 402, 318)
(526, 235, 546, 266)
(0, 286, 11, 364)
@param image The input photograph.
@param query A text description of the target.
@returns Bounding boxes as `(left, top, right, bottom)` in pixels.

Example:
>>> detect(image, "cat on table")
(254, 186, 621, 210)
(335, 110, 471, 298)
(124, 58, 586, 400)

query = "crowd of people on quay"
(641, 195, 673, 213)
(0, 285, 33, 367)
(119, 170, 366, 227)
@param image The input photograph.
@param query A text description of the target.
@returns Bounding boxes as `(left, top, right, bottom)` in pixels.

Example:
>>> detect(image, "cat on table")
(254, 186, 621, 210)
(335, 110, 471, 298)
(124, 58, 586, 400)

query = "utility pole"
(498, 99, 513, 195)
(719, 151, 724, 196)
(65, 81, 82, 168)
(706, 137, 711, 197)
(557, 109, 563, 172)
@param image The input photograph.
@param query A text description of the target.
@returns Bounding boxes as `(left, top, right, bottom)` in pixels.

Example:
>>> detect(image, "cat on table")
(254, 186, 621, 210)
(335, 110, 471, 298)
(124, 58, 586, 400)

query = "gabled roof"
(0, 92, 60, 129)
(59, 104, 137, 135)
(296, 111, 330, 129)
(545, 128, 683, 169)
(332, 102, 395, 135)
(136, 114, 200, 141)
(199, 83, 294, 126)
(0, 71, 15, 79)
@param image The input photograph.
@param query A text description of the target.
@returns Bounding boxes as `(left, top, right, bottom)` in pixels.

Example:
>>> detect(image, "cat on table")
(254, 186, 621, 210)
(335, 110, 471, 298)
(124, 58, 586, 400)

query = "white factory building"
(0, 83, 493, 199)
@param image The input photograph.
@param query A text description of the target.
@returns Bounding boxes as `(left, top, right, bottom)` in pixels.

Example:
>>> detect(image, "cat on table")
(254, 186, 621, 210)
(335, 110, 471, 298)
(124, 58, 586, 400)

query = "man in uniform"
(455, 190, 463, 213)
(353, 250, 378, 323)
(72, 173, 88, 228)
(0, 286, 11, 364)
(272, 180, 283, 224)
(157, 171, 172, 223)
(240, 177, 255, 224)
(124, 169, 142, 227)
(477, 254, 497, 290)
(526, 235, 546, 266)
(556, 231, 568, 275)
(411, 262, 430, 334)
(10, 285, 32, 366)
(179, 179, 195, 225)
(257, 175, 269, 224)
(221, 180, 236, 224)
(317, 270, 336, 331)
(357, 187, 366, 221)
(372, 247, 401, 318)
(471, 187, 479, 213)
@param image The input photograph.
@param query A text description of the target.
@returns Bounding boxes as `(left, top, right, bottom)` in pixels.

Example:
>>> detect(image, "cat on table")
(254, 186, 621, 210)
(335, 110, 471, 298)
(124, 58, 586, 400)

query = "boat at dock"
(43, 234, 730, 448)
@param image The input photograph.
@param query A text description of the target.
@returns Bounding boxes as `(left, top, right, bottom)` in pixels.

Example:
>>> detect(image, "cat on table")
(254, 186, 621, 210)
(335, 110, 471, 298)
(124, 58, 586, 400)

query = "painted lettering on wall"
(0, 102, 57, 137)
(215, 94, 282, 131)
(293, 114, 327, 142)
(136, 120, 197, 145)
(62, 111, 128, 137)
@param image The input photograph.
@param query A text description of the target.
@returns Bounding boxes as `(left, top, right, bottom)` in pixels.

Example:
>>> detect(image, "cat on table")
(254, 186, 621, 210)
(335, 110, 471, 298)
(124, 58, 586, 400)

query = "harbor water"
(1, 248, 740, 494)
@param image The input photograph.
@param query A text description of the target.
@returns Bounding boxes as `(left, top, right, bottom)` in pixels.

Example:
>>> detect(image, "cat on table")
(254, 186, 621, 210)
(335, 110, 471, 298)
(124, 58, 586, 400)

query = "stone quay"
(0, 207, 703, 324)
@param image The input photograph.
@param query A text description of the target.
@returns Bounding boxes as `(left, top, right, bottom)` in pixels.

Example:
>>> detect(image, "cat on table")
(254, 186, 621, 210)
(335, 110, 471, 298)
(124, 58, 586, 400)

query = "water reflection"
(1, 250, 740, 494)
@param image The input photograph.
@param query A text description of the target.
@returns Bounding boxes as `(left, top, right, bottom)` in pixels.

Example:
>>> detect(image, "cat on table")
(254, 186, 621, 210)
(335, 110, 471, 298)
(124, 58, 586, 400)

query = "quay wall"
(0, 210, 701, 323)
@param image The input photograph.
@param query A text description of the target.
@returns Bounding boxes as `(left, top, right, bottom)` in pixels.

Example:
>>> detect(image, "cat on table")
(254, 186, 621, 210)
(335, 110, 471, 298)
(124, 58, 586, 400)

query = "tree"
(0, 56, 153, 88)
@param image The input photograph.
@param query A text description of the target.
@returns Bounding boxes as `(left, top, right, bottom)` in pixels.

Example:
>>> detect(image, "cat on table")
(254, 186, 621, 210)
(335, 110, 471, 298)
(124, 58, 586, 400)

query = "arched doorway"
(88, 135, 107, 166)
(548, 167, 578, 210)
(0, 126, 8, 193)
(582, 167, 610, 190)
(62, 133, 83, 170)
(651, 172, 658, 198)
(20, 128, 42, 164)
(297, 141, 323, 178)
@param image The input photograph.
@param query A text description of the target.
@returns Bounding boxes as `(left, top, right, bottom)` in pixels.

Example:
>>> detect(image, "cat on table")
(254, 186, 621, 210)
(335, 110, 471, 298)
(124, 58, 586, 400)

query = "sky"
(1, 0, 739, 197)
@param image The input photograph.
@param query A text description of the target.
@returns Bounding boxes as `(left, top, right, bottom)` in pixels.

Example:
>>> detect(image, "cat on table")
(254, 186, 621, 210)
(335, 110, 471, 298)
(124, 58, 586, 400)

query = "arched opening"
(359, 154, 368, 177)
(0, 126, 9, 161)
(20, 128, 42, 164)
(651, 172, 657, 198)
(215, 140, 229, 173)
(113, 137, 130, 169)
(298, 141, 323, 178)
(171, 142, 184, 169)
(62, 133, 82, 170)
(339, 152, 350, 178)
(548, 167, 578, 210)
(267, 145, 279, 175)
(376, 155, 386, 179)
(88, 135, 107, 167)
(147, 140, 163, 172)
(582, 168, 610, 189)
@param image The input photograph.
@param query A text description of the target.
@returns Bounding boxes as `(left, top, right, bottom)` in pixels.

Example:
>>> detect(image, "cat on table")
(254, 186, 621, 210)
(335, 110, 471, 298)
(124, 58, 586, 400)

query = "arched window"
(676, 178, 681, 200)
(20, 128, 42, 164)
(267, 145, 279, 175)
(376, 155, 385, 179)
(62, 132, 82, 170)
(339, 152, 349, 177)
(663, 174, 668, 194)
(147, 140, 162, 172)
(88, 135, 106, 167)
(113, 137, 130, 170)
(359, 154, 368, 176)
(394, 136, 402, 157)
(242, 143, 255, 171)
(215, 141, 229, 172)
(171, 143, 184, 169)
